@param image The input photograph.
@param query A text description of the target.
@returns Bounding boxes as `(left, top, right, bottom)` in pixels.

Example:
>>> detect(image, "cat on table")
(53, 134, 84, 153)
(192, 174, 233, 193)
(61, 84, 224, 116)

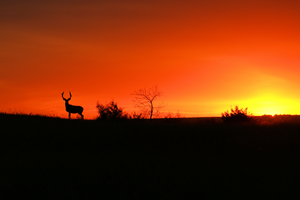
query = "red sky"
(1, 0, 300, 119)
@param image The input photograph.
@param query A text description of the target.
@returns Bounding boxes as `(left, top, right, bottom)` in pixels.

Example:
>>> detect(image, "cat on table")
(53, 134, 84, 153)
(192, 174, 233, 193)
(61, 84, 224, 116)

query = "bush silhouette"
(129, 111, 144, 120)
(222, 106, 251, 123)
(96, 101, 128, 120)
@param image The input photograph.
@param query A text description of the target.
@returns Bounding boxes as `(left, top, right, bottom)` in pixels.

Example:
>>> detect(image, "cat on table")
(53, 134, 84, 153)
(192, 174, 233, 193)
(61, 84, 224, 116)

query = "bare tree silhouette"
(62, 92, 84, 120)
(131, 85, 165, 119)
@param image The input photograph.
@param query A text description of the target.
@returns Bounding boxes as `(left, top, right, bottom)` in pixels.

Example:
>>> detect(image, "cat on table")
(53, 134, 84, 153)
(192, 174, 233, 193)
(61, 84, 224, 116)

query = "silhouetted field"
(2, 113, 300, 198)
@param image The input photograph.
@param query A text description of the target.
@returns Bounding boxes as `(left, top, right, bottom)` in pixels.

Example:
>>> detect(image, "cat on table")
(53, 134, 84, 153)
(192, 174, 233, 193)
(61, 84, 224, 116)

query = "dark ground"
(1, 114, 300, 199)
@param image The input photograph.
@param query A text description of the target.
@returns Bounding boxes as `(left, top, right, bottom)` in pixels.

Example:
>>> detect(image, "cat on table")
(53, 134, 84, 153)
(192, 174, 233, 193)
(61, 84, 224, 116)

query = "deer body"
(62, 92, 84, 119)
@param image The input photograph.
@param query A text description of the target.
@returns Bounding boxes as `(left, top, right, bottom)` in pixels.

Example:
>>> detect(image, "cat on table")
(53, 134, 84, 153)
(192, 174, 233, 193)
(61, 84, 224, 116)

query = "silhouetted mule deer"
(62, 92, 84, 119)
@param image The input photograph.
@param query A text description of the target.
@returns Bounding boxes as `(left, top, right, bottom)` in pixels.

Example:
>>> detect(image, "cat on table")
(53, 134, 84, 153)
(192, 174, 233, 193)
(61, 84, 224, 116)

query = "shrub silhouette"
(129, 111, 144, 120)
(222, 106, 251, 123)
(96, 101, 128, 120)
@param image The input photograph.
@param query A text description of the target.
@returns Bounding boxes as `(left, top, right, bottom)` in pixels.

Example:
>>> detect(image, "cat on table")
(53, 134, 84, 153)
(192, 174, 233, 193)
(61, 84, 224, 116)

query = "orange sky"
(1, 0, 300, 119)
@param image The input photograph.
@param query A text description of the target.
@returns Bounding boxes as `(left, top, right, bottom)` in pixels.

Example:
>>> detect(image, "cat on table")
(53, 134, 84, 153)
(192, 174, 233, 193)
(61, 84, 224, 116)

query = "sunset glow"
(1, 0, 300, 119)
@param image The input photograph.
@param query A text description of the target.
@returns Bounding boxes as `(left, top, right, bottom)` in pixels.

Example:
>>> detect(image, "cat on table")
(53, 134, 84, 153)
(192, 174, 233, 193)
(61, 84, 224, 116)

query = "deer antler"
(62, 92, 66, 100)
(68, 92, 72, 100)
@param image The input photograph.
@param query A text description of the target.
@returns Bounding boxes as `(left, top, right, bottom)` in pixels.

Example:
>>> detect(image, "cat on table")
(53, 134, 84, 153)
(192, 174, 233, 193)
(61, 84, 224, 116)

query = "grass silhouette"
(2, 112, 300, 198)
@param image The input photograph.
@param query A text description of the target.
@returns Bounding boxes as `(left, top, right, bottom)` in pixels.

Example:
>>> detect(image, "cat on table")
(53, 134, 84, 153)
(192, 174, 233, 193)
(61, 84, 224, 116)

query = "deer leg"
(79, 113, 84, 120)
(69, 112, 71, 119)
